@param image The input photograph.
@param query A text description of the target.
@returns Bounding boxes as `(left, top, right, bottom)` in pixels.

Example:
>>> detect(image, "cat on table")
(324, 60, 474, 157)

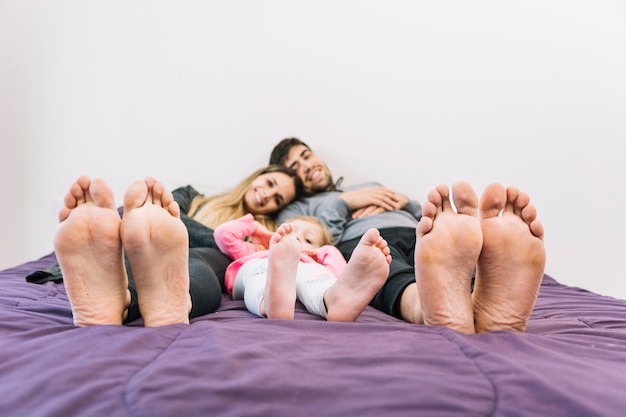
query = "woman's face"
(243, 172, 296, 215)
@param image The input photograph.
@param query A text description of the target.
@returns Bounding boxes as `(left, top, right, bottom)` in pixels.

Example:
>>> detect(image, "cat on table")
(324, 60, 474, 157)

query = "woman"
(27, 165, 303, 327)
(174, 165, 304, 249)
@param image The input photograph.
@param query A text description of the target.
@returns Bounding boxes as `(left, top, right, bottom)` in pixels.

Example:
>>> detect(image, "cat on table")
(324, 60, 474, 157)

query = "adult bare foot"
(120, 177, 191, 327)
(414, 182, 483, 334)
(325, 228, 392, 322)
(54, 175, 130, 326)
(473, 184, 546, 332)
(262, 223, 299, 319)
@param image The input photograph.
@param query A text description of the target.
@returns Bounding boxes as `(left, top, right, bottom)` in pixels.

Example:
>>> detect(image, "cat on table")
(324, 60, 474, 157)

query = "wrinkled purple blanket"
(1, 252, 626, 417)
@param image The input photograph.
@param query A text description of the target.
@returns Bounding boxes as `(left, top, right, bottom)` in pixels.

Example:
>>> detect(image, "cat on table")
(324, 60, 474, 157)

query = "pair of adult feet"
(54, 175, 191, 327)
(414, 181, 546, 334)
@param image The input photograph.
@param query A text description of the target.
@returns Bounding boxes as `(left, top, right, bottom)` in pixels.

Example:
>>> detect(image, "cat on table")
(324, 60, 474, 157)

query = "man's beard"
(307, 176, 334, 195)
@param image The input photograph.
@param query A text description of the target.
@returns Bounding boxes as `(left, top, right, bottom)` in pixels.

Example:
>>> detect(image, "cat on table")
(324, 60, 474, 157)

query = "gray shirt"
(277, 182, 422, 245)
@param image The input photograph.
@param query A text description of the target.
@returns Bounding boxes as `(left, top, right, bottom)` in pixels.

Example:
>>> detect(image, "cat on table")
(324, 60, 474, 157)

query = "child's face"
(288, 219, 325, 251)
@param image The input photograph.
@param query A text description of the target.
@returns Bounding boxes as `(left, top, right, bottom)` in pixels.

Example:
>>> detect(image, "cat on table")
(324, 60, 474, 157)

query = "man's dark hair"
(269, 137, 310, 166)
(269, 137, 343, 194)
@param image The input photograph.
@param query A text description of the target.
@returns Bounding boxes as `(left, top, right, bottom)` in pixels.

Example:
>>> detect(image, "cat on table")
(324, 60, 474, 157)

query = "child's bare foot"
(414, 182, 483, 334)
(262, 223, 299, 319)
(120, 177, 191, 327)
(325, 228, 392, 322)
(473, 184, 546, 332)
(54, 175, 130, 326)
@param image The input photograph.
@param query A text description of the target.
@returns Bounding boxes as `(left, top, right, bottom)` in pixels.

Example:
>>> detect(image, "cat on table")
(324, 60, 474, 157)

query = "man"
(269, 138, 547, 334)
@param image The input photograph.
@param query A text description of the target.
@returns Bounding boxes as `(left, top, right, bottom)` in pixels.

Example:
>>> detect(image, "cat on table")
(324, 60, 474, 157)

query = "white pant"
(233, 258, 336, 318)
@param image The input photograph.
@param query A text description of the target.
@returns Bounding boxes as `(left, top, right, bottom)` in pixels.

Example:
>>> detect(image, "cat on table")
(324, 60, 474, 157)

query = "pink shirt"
(214, 214, 347, 294)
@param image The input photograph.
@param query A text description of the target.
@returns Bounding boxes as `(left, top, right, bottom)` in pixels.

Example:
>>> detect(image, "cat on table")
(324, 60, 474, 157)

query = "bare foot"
(54, 175, 130, 326)
(325, 228, 392, 322)
(414, 182, 483, 334)
(262, 223, 299, 319)
(473, 184, 546, 332)
(120, 177, 191, 327)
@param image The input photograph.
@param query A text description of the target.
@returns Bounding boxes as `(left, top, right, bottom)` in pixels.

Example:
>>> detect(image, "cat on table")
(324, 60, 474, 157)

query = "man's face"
(283, 144, 333, 194)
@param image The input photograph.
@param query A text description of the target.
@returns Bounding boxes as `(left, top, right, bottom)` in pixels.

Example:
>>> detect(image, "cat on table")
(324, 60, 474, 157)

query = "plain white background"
(1, 1, 625, 300)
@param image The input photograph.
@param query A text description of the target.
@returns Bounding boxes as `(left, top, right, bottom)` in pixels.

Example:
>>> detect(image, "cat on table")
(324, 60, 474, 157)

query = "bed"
(2, 251, 626, 417)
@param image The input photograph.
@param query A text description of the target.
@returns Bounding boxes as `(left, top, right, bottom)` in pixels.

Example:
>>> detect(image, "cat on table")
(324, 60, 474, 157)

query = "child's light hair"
(286, 215, 332, 246)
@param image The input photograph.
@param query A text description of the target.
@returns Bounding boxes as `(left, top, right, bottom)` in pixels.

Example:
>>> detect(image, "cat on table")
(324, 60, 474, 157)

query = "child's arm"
(214, 214, 259, 260)
(308, 246, 347, 277)
(249, 221, 273, 251)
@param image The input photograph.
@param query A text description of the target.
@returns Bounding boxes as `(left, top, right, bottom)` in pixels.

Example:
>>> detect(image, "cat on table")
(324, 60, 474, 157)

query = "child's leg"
(295, 263, 337, 319)
(233, 259, 268, 318)
(264, 223, 299, 319)
(324, 228, 392, 322)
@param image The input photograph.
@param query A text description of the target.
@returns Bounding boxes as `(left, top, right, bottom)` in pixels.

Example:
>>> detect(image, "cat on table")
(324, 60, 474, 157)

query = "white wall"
(1, 0, 625, 300)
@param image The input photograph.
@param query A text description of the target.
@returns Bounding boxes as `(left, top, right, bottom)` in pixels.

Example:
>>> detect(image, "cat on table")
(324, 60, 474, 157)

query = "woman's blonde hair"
(187, 165, 303, 231)
(286, 215, 333, 246)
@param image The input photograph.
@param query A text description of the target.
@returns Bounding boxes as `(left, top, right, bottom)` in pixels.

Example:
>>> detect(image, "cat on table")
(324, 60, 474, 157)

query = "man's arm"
(342, 182, 422, 220)
(352, 195, 422, 220)
(338, 186, 406, 212)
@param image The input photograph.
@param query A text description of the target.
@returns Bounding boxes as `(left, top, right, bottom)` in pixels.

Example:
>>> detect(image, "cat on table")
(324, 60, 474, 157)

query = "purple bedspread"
(1, 252, 626, 417)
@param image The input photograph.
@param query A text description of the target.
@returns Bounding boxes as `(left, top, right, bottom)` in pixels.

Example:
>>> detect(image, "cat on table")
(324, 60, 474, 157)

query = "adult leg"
(124, 248, 225, 323)
(187, 248, 228, 318)
(181, 213, 219, 250)
(122, 247, 227, 323)
(414, 182, 483, 334)
(472, 184, 546, 332)
(54, 175, 131, 326)
(120, 177, 191, 327)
